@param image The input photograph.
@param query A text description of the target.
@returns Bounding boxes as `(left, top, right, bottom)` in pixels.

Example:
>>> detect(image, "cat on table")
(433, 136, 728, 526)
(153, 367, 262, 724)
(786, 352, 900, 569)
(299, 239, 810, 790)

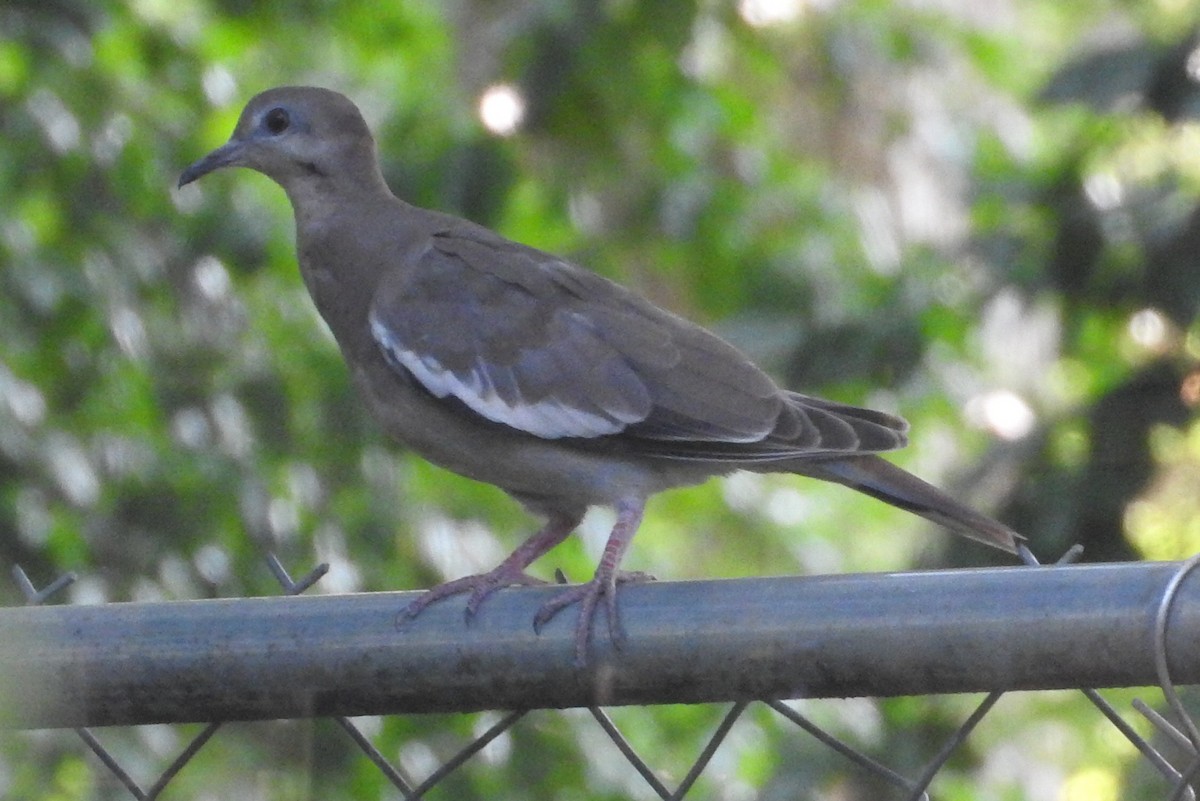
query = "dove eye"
(264, 107, 290, 135)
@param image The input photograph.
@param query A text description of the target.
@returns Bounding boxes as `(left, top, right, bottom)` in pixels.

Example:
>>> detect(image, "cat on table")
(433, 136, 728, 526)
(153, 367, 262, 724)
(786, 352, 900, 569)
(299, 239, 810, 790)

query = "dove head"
(179, 86, 389, 199)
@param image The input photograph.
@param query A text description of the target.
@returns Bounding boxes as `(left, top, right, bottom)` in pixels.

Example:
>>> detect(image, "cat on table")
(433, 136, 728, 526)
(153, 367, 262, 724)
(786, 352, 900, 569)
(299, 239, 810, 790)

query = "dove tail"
(792, 454, 1024, 555)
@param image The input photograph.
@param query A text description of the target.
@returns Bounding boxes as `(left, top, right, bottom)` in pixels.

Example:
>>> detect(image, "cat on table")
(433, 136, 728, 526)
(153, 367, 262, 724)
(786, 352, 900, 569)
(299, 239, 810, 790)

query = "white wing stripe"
(371, 315, 624, 439)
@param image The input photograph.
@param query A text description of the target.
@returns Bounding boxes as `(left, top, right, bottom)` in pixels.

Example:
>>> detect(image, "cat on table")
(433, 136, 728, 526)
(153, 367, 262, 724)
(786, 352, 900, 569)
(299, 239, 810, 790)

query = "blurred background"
(2, 0, 1200, 798)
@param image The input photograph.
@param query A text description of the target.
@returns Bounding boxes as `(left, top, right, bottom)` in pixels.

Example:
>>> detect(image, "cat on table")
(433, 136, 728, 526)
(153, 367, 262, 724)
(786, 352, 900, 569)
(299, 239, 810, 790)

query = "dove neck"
(291, 192, 426, 360)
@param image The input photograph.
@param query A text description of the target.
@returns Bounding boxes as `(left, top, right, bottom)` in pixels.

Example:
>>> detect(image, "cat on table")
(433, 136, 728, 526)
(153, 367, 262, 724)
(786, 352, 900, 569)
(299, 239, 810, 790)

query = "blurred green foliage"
(2, 0, 1199, 798)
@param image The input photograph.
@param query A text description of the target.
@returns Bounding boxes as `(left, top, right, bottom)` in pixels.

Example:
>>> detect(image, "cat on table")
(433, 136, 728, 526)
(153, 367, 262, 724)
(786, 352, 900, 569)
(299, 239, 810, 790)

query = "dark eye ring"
(264, 107, 290, 135)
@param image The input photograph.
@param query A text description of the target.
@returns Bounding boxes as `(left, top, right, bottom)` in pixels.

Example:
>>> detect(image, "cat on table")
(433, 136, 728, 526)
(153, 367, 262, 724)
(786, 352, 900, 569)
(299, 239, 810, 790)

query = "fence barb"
(267, 554, 330, 596)
(333, 716, 418, 796)
(409, 709, 529, 799)
(1091, 692, 1195, 800)
(766, 699, 929, 799)
(11, 565, 76, 605)
(666, 701, 748, 800)
(904, 691, 1000, 801)
(589, 706, 674, 797)
(1136, 699, 1196, 754)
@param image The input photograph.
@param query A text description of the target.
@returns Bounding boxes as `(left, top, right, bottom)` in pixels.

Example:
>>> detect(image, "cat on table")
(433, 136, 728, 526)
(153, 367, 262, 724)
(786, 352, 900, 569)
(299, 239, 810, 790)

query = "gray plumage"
(180, 86, 1024, 666)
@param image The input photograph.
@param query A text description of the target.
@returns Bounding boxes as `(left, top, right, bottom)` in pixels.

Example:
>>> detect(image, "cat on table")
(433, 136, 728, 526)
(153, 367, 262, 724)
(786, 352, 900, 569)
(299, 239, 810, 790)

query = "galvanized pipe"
(1, 562, 1196, 729)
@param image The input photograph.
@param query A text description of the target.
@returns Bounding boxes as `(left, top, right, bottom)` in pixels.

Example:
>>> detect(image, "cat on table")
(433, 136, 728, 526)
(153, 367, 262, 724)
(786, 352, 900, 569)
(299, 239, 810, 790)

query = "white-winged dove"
(180, 87, 1024, 666)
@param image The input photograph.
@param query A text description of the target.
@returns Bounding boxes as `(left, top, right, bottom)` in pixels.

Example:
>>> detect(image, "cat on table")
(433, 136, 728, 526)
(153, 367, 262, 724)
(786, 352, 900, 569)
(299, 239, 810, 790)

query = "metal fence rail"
(7, 556, 1200, 799)
(3, 560, 1198, 730)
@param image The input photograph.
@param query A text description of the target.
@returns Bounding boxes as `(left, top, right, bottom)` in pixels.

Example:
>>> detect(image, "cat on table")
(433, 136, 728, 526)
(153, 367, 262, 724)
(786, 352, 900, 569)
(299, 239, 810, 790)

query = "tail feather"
(789, 454, 1024, 555)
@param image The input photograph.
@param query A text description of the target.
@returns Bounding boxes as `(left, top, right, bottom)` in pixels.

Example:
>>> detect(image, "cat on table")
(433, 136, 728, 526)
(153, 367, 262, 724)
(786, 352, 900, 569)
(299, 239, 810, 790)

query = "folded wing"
(369, 225, 907, 459)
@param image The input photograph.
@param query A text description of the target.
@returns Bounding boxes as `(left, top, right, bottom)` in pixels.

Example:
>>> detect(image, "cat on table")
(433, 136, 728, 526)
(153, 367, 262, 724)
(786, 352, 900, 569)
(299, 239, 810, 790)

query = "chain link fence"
(5, 548, 1200, 799)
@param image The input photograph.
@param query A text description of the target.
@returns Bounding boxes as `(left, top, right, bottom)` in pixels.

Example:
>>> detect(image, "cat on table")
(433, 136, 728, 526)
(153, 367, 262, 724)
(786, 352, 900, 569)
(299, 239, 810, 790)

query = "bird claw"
(396, 568, 547, 628)
(397, 559, 655, 668)
(533, 570, 653, 667)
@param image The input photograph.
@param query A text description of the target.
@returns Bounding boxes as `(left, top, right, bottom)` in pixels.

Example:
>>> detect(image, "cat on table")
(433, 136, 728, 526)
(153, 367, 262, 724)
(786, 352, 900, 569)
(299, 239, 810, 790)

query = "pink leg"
(397, 512, 581, 626)
(532, 498, 651, 666)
